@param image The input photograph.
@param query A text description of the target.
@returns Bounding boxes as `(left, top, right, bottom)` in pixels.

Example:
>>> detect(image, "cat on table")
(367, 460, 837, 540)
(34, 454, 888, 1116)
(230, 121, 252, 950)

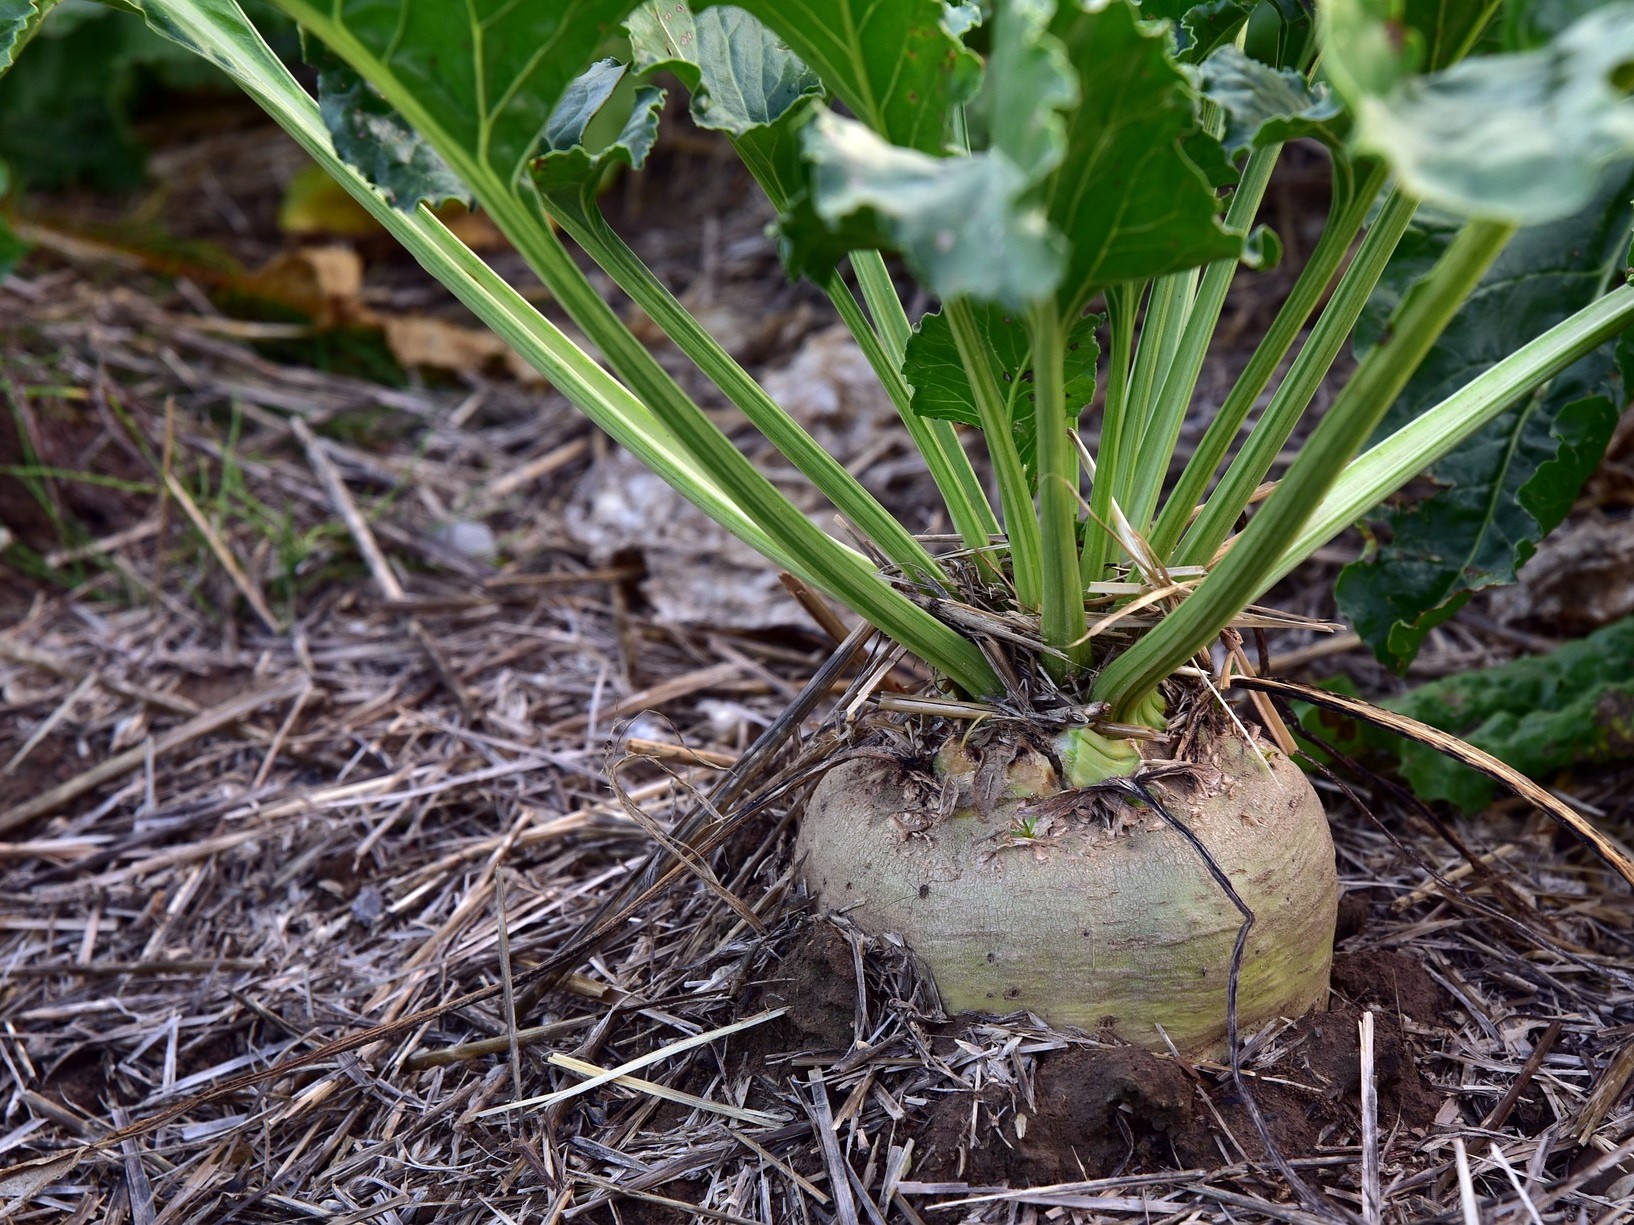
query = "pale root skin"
(797, 732, 1338, 1056)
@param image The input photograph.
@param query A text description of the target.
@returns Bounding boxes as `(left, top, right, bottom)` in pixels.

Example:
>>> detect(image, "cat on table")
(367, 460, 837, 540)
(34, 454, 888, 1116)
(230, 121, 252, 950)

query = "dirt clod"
(1331, 948, 1456, 1027)
(918, 1045, 1201, 1185)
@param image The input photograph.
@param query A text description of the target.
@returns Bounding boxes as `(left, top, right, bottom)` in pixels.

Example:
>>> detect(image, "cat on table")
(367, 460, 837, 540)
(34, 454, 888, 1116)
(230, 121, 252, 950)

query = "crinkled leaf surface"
(1323, 0, 1634, 223)
(530, 60, 664, 221)
(1336, 168, 1634, 670)
(788, 0, 1076, 306)
(1301, 616, 1634, 812)
(627, 2, 818, 137)
(0, 0, 57, 72)
(625, 1, 818, 207)
(1196, 45, 1346, 152)
(694, 0, 975, 152)
(904, 303, 1100, 477)
(797, 109, 1066, 308)
(308, 40, 469, 209)
(787, 0, 1235, 312)
(274, 0, 629, 196)
(1044, 0, 1238, 314)
(1141, 0, 1253, 62)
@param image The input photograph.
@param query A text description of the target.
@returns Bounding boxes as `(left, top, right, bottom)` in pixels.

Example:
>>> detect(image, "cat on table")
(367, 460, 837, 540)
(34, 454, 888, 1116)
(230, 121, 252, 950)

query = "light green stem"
(1093, 218, 1517, 719)
(947, 297, 1043, 608)
(175, 0, 1003, 697)
(1127, 143, 1281, 533)
(848, 251, 1001, 553)
(1121, 274, 1191, 511)
(543, 201, 946, 583)
(1027, 303, 1087, 675)
(1081, 281, 1139, 585)
(1152, 160, 1390, 559)
(1175, 185, 1416, 567)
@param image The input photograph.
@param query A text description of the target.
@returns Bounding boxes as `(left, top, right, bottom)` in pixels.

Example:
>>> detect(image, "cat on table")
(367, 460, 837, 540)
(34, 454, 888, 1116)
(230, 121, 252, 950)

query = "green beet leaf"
(787, 0, 1237, 313)
(276, 0, 632, 199)
(625, 1, 820, 209)
(1323, 0, 1634, 223)
(1337, 167, 1634, 671)
(0, 0, 58, 72)
(797, 110, 1067, 309)
(695, 0, 977, 153)
(530, 60, 664, 221)
(1196, 45, 1346, 153)
(1043, 0, 1238, 316)
(308, 40, 469, 210)
(1301, 615, 1634, 813)
(904, 302, 1100, 478)
(787, 0, 1076, 308)
(626, 2, 819, 138)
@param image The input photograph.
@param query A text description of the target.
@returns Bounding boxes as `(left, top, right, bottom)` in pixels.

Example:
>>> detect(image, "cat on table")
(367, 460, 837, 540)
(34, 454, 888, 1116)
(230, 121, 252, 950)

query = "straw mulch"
(2, 126, 1634, 1225)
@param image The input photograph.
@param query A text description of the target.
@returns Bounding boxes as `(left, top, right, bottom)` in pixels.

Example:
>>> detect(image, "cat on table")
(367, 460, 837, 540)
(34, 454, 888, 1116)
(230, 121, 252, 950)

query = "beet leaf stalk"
(19, 0, 1634, 724)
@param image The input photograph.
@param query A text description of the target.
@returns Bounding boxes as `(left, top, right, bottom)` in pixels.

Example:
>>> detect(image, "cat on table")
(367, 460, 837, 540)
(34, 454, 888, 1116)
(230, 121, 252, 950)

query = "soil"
(740, 920, 1458, 1190)
(1330, 946, 1454, 1026)
(735, 922, 860, 1071)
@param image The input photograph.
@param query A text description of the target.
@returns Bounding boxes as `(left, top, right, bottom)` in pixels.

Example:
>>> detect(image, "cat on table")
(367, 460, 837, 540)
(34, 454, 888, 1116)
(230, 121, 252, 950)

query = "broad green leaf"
(783, 1, 1236, 310)
(307, 40, 469, 209)
(1044, 0, 1239, 314)
(1301, 616, 1634, 812)
(274, 0, 630, 197)
(695, 0, 977, 152)
(1140, 0, 1253, 62)
(979, 0, 1076, 181)
(625, 1, 819, 207)
(904, 303, 1100, 476)
(1322, 0, 1634, 223)
(626, 2, 819, 137)
(1196, 45, 1346, 152)
(797, 109, 1066, 308)
(1140, 0, 1312, 66)
(1336, 168, 1634, 670)
(0, 0, 58, 72)
(530, 61, 664, 218)
(788, 0, 1079, 306)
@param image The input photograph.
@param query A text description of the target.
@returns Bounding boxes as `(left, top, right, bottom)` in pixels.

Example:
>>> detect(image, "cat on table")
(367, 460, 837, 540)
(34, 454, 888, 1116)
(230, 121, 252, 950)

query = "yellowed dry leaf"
(382, 316, 546, 385)
(243, 245, 376, 329)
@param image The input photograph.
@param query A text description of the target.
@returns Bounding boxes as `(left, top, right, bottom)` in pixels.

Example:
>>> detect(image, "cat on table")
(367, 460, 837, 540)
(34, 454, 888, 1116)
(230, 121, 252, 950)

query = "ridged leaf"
(275, 0, 631, 195)
(530, 60, 664, 220)
(1044, 0, 1238, 315)
(625, 1, 819, 207)
(694, 0, 976, 153)
(307, 40, 469, 209)
(796, 109, 1066, 308)
(1323, 0, 1634, 223)
(1196, 45, 1346, 153)
(626, 3, 818, 137)
(1336, 168, 1634, 670)
(1302, 615, 1634, 812)
(0, 0, 53, 73)
(787, 0, 1237, 311)
(786, 0, 1075, 308)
